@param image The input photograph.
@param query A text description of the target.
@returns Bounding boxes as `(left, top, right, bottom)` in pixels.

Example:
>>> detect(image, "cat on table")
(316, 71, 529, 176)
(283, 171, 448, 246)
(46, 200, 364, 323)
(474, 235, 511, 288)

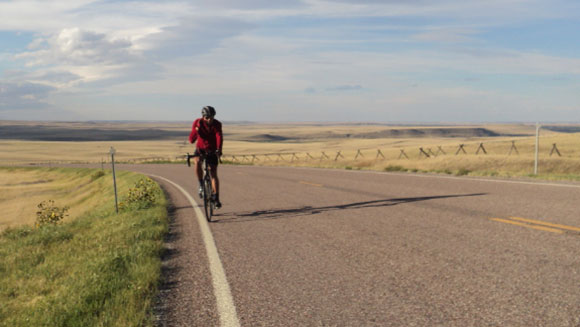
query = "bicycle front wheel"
(203, 177, 213, 221)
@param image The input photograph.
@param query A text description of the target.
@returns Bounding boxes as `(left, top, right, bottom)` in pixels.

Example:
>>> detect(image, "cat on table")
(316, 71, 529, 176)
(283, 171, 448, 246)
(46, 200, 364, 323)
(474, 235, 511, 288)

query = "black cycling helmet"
(202, 106, 216, 118)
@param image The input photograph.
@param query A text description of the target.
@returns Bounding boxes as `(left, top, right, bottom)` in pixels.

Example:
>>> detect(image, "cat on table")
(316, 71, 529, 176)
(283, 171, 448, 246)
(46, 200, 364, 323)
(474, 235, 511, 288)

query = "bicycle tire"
(203, 176, 213, 221)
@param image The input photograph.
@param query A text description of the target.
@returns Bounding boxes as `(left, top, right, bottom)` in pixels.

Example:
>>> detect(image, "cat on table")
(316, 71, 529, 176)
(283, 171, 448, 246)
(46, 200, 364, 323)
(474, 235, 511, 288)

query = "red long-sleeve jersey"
(188, 118, 223, 151)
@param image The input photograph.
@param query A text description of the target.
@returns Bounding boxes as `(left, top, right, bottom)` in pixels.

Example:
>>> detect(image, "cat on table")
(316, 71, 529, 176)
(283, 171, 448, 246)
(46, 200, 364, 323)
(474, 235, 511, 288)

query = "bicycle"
(186, 151, 220, 222)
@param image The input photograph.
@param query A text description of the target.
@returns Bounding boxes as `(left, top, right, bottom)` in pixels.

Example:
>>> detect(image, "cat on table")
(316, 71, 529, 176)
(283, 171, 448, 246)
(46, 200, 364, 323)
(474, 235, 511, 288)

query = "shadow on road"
(154, 186, 184, 323)
(213, 193, 487, 223)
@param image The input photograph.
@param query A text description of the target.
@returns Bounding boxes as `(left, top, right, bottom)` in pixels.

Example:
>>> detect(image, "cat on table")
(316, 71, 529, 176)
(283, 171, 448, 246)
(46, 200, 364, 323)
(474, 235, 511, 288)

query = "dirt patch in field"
(543, 126, 580, 133)
(0, 121, 555, 142)
(0, 125, 185, 141)
(237, 127, 522, 143)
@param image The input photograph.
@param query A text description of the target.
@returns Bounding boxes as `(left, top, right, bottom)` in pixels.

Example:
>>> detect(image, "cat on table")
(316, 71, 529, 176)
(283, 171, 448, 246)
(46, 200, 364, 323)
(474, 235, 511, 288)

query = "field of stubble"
(1, 120, 579, 180)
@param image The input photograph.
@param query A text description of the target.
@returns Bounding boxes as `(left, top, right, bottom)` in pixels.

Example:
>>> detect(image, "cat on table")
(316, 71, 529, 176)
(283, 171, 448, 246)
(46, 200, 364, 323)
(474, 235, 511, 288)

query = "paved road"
(121, 164, 580, 326)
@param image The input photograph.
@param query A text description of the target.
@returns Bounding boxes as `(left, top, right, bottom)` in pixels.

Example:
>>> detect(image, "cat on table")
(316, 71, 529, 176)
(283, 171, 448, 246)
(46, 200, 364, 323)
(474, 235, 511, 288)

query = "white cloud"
(200, 0, 306, 9)
(0, 0, 191, 32)
(141, 18, 253, 59)
(18, 28, 134, 66)
(1, 0, 579, 121)
(8, 14, 252, 91)
(0, 81, 55, 110)
(307, 0, 580, 21)
(412, 27, 480, 43)
(326, 85, 363, 91)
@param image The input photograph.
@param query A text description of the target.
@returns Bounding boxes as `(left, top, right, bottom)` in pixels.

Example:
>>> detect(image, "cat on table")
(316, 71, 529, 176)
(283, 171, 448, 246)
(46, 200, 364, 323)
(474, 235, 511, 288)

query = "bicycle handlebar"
(186, 151, 222, 167)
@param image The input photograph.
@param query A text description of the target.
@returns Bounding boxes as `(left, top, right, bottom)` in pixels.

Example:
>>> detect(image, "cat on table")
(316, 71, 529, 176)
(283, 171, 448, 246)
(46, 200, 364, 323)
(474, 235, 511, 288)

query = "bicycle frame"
(186, 151, 218, 221)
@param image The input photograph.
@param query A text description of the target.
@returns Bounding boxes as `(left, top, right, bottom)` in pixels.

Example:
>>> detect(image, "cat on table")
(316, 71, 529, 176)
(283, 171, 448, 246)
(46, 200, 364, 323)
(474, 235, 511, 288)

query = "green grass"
(525, 173, 580, 181)
(0, 169, 168, 327)
(384, 165, 407, 172)
(455, 168, 471, 176)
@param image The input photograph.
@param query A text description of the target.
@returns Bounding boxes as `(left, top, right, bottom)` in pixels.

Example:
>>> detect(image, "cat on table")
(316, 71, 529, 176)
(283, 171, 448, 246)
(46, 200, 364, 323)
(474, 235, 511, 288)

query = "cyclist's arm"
(188, 120, 199, 144)
(216, 122, 223, 153)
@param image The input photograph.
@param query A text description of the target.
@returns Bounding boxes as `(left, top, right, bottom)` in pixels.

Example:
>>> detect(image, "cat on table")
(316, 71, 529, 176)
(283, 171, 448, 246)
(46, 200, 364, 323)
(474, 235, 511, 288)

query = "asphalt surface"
(119, 164, 580, 327)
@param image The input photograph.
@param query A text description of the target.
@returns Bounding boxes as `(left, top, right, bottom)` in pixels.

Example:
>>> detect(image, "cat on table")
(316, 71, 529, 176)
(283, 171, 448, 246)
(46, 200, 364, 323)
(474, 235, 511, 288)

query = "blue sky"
(0, 0, 579, 122)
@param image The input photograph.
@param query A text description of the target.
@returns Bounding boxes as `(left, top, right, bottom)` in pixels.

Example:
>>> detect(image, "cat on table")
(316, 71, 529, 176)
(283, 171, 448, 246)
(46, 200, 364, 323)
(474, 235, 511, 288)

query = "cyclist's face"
(203, 116, 214, 124)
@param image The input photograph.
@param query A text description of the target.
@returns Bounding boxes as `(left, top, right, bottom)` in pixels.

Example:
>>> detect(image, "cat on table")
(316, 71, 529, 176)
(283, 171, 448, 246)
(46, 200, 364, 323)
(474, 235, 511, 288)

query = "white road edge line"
(246, 165, 580, 189)
(149, 174, 241, 327)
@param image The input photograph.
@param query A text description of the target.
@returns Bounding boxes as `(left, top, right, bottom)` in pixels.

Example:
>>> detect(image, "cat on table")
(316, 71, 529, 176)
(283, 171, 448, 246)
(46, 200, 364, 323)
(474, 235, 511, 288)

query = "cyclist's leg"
(193, 150, 203, 196)
(209, 158, 221, 207)
(209, 164, 219, 195)
(194, 157, 203, 181)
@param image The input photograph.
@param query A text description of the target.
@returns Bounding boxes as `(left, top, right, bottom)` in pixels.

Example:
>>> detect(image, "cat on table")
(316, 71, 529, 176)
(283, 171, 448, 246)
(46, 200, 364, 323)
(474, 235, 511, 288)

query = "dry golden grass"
(223, 127, 580, 179)
(1, 121, 578, 179)
(0, 140, 189, 164)
(0, 167, 135, 230)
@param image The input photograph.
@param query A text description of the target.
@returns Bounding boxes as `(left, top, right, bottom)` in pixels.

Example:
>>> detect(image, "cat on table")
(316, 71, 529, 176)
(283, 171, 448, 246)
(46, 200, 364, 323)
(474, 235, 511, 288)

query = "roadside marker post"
(110, 147, 119, 214)
(535, 123, 541, 175)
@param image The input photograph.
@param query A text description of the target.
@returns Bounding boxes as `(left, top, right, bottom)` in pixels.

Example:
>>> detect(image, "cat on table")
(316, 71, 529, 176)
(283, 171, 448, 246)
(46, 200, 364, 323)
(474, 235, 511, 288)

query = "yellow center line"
(490, 218, 564, 234)
(299, 181, 323, 187)
(508, 217, 580, 233)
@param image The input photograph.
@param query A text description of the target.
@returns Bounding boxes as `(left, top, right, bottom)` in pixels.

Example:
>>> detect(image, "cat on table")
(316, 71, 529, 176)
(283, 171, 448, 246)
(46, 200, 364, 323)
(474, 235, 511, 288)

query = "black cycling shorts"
(194, 149, 219, 167)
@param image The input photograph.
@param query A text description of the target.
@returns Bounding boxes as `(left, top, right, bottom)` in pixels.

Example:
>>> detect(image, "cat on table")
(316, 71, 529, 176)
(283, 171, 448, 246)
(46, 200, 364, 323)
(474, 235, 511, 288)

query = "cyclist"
(189, 105, 223, 208)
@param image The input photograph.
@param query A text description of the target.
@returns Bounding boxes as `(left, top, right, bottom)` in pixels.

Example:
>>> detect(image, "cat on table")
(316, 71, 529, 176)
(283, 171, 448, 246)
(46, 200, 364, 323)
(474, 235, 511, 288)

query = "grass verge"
(0, 169, 167, 327)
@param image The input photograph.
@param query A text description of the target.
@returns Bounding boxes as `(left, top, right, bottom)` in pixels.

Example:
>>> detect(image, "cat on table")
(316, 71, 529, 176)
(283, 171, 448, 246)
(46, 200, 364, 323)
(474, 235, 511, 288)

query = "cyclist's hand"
(216, 149, 222, 157)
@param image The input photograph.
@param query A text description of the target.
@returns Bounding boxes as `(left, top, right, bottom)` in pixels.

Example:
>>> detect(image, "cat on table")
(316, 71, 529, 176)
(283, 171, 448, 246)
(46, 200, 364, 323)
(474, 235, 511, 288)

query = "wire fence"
(0, 140, 573, 167)
(219, 141, 568, 164)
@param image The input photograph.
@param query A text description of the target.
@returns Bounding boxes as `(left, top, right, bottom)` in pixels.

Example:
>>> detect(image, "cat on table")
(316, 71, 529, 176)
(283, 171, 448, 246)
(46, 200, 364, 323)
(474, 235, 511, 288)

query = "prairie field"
(0, 167, 134, 230)
(1, 120, 580, 179)
(0, 167, 167, 326)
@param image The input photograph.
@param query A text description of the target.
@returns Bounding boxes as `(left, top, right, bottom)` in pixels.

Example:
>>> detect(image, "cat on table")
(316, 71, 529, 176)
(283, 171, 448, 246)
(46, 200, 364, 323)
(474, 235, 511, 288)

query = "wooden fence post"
(334, 151, 344, 161)
(354, 149, 364, 160)
(456, 144, 467, 155)
(399, 149, 409, 159)
(419, 148, 430, 158)
(508, 141, 519, 155)
(436, 146, 446, 155)
(475, 143, 487, 155)
(321, 152, 330, 161)
(508, 141, 519, 156)
(550, 143, 561, 157)
(376, 149, 385, 160)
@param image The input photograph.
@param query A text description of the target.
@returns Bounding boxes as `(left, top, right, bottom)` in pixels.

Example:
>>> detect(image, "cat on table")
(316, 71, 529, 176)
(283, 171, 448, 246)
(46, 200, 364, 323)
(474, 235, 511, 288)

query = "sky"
(0, 0, 579, 123)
